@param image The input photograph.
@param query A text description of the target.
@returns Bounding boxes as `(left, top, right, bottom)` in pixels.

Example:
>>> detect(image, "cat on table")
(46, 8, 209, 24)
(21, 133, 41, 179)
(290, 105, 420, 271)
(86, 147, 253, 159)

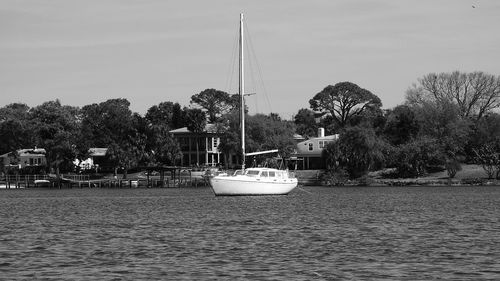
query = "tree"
(407, 71, 500, 120)
(217, 112, 296, 168)
(309, 82, 382, 129)
(294, 108, 318, 138)
(185, 108, 207, 166)
(171, 102, 186, 129)
(145, 101, 177, 127)
(348, 105, 385, 131)
(80, 99, 145, 176)
(0, 103, 30, 120)
(216, 111, 241, 168)
(474, 141, 500, 179)
(185, 108, 207, 134)
(245, 114, 297, 159)
(410, 100, 471, 178)
(466, 113, 500, 162)
(30, 100, 81, 178)
(146, 124, 182, 165)
(106, 113, 148, 179)
(0, 103, 33, 154)
(190, 89, 234, 123)
(394, 137, 443, 178)
(321, 143, 349, 186)
(324, 126, 386, 178)
(383, 105, 420, 145)
(417, 101, 470, 157)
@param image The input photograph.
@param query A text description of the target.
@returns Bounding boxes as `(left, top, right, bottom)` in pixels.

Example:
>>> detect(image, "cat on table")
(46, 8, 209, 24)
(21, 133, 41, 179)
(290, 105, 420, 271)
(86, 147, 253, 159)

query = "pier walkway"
(0, 166, 210, 189)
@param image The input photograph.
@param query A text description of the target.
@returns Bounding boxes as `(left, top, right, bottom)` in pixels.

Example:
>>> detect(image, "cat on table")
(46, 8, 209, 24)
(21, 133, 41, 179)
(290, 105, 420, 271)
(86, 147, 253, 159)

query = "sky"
(1, 0, 499, 119)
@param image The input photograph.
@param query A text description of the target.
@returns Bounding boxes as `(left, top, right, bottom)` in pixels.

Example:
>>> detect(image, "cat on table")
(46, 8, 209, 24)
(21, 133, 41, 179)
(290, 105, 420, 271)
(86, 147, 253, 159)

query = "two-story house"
(170, 124, 222, 167)
(294, 128, 338, 169)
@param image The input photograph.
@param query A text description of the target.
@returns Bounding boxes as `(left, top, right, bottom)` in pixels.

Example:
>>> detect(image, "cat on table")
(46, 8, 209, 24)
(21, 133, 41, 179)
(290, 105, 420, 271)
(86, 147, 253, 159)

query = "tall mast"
(239, 13, 246, 170)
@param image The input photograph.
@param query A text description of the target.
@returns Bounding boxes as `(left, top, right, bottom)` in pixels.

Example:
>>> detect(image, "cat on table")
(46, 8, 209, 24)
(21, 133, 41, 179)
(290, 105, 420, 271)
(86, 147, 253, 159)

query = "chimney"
(318, 127, 325, 138)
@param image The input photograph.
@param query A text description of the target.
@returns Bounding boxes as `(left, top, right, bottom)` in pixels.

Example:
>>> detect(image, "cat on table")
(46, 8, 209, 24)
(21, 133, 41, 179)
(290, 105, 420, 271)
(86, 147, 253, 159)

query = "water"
(0, 186, 499, 280)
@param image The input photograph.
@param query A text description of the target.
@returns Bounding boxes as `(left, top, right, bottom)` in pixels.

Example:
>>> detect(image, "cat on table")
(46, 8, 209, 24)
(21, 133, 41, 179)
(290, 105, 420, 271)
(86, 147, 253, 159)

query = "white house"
(73, 148, 108, 170)
(0, 148, 47, 169)
(294, 128, 338, 169)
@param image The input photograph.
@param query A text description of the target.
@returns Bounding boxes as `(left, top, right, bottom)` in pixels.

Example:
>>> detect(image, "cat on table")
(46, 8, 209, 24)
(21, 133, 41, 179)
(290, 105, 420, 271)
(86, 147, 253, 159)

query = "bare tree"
(408, 71, 500, 120)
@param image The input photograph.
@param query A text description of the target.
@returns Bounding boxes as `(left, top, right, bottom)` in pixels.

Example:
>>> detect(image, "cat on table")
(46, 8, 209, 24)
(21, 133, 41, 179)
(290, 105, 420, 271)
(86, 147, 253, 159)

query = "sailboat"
(209, 14, 298, 196)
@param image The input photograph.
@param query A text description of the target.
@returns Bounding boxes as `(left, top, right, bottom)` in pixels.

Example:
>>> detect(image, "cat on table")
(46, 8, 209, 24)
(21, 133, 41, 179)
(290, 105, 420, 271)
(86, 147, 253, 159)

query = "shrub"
(324, 126, 387, 179)
(394, 137, 444, 178)
(321, 168, 349, 186)
(474, 142, 500, 179)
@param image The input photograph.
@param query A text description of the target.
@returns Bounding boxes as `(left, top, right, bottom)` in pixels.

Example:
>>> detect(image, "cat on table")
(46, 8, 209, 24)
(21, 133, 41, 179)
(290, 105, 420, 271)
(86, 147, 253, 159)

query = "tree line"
(307, 71, 500, 181)
(1, 71, 500, 180)
(0, 88, 295, 177)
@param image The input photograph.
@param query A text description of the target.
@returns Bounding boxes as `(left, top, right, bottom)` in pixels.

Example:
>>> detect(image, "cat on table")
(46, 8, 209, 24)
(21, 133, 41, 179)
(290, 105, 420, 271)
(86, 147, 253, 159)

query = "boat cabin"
(237, 168, 291, 179)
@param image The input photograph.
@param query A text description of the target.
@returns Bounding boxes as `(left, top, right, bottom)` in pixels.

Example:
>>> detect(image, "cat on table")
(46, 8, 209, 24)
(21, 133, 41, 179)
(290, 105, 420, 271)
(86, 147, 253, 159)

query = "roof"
(170, 123, 218, 134)
(18, 148, 46, 157)
(314, 135, 339, 141)
(297, 134, 339, 145)
(0, 148, 46, 158)
(89, 148, 107, 157)
(293, 134, 305, 141)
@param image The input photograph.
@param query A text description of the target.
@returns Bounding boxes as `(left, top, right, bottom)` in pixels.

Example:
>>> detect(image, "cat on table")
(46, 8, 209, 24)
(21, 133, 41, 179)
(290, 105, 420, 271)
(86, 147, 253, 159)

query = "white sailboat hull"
(210, 175, 297, 196)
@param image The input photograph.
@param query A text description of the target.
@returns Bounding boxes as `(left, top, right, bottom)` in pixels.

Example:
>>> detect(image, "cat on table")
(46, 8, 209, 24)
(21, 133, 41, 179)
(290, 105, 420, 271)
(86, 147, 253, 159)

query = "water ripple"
(0, 186, 499, 280)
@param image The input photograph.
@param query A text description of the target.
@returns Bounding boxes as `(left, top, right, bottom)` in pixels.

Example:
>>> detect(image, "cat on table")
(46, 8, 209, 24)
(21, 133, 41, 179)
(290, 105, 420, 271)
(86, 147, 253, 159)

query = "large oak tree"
(190, 88, 235, 123)
(309, 82, 382, 129)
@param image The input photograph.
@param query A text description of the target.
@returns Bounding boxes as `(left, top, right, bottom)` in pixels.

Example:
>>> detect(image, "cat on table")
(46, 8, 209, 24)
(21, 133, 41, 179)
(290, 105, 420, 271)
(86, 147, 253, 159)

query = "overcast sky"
(1, 0, 499, 119)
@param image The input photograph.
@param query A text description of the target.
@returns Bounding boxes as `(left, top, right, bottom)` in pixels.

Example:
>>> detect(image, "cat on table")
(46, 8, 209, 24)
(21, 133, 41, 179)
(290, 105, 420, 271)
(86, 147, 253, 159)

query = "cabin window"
(308, 143, 313, 151)
(268, 171, 275, 177)
(261, 171, 268, 177)
(246, 170, 260, 176)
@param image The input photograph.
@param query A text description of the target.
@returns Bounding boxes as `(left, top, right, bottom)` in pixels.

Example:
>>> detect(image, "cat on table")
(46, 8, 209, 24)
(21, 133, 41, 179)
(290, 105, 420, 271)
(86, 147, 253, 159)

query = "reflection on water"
(1, 186, 499, 280)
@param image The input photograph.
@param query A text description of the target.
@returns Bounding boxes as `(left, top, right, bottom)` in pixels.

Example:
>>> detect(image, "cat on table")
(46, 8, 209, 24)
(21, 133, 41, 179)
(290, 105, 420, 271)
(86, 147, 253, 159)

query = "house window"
(308, 143, 313, 151)
(207, 138, 212, 151)
(179, 137, 189, 150)
(213, 138, 219, 151)
(319, 140, 332, 149)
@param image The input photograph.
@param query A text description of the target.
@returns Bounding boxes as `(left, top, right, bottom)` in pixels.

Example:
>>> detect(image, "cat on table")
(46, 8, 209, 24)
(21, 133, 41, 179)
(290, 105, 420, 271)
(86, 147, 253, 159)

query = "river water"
(0, 186, 499, 280)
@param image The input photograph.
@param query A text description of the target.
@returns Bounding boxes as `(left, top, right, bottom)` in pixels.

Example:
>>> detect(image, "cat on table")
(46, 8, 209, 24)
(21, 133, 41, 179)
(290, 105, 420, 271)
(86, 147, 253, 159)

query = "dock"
(0, 166, 211, 189)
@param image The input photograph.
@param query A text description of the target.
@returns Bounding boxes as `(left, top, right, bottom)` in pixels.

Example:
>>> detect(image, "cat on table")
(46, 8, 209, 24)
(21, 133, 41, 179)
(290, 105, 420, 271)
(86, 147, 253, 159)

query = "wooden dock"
(0, 166, 210, 189)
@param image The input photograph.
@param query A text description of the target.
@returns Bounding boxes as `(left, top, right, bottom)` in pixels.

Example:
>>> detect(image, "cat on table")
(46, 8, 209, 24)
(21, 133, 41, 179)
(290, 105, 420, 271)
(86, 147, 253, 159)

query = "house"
(170, 124, 222, 167)
(294, 128, 338, 169)
(0, 148, 47, 169)
(74, 148, 108, 171)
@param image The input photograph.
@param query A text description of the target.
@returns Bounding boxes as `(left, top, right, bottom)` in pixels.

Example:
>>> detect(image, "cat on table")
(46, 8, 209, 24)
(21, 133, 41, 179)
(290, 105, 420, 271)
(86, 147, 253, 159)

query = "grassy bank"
(297, 164, 500, 186)
(369, 164, 500, 186)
